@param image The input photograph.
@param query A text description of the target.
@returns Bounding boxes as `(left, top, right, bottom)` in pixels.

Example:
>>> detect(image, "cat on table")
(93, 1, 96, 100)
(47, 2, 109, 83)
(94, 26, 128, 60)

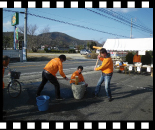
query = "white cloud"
(3, 21, 14, 31)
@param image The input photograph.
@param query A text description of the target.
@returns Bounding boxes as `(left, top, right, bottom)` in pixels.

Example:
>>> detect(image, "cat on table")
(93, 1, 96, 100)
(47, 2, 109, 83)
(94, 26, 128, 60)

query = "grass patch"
(27, 55, 72, 61)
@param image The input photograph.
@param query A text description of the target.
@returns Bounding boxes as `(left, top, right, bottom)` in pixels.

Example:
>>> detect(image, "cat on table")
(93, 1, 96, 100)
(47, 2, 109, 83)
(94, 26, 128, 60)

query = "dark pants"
(36, 70, 60, 98)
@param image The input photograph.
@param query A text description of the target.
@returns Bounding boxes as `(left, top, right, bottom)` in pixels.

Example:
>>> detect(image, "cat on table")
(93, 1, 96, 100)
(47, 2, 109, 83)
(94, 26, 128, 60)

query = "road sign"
(11, 12, 19, 26)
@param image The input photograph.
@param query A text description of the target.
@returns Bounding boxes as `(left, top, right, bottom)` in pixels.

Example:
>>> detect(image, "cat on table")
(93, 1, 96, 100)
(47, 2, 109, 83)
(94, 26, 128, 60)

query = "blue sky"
(3, 8, 153, 44)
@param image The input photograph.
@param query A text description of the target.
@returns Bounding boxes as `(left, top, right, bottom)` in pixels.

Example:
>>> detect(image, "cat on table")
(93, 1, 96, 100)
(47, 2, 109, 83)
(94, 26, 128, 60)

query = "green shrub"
(68, 49, 76, 53)
(141, 52, 152, 65)
(126, 52, 134, 64)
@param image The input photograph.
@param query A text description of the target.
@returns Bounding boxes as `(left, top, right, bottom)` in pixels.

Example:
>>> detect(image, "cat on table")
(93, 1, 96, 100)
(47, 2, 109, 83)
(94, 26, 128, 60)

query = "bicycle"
(6, 67, 22, 98)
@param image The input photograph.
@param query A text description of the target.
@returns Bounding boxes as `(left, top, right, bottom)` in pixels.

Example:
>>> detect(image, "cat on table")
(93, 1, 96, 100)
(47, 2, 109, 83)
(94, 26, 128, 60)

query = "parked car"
(80, 49, 91, 55)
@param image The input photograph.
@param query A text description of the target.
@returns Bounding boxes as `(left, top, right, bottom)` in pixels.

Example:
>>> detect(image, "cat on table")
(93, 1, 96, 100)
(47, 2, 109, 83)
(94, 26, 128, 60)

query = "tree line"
(3, 24, 101, 52)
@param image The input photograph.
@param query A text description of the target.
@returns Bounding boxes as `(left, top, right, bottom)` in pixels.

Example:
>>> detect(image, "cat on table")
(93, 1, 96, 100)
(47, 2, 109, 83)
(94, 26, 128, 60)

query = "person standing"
(94, 48, 113, 102)
(36, 55, 68, 100)
(133, 51, 141, 73)
(3, 55, 10, 116)
(133, 51, 141, 63)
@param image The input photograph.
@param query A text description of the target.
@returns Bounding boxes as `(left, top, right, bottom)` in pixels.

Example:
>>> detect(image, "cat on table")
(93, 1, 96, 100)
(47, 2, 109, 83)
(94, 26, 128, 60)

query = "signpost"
(11, 10, 27, 62)
(15, 27, 19, 49)
(11, 12, 19, 50)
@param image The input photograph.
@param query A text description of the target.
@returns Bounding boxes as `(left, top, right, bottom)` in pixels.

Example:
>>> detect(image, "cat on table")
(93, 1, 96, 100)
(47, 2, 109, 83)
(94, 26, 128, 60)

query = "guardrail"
(3, 50, 23, 62)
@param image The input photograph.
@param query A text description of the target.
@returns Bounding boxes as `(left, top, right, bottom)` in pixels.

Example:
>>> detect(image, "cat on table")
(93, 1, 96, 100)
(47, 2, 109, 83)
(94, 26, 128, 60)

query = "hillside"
(3, 32, 102, 47)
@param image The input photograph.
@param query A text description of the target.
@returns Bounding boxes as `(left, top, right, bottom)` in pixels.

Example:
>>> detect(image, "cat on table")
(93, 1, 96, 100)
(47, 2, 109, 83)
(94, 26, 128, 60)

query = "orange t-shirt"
(70, 70, 84, 84)
(96, 57, 113, 74)
(133, 55, 141, 63)
(44, 58, 66, 78)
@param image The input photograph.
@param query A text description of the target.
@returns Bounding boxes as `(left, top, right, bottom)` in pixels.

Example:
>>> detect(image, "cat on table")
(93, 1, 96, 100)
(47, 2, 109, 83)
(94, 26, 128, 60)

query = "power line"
(98, 8, 153, 33)
(106, 8, 152, 32)
(106, 9, 153, 36)
(93, 8, 153, 34)
(29, 8, 131, 33)
(3, 9, 130, 38)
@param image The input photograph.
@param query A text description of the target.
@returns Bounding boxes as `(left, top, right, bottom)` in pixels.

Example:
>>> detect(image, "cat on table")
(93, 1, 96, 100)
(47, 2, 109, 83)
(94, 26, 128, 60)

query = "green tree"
(87, 42, 90, 50)
(126, 52, 134, 64)
(9, 33, 14, 48)
(141, 52, 152, 65)
(3, 36, 10, 49)
(90, 41, 97, 50)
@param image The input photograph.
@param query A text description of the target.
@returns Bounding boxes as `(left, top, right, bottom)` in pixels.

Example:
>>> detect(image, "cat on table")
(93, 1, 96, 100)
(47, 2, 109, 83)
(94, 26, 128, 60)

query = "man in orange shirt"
(133, 51, 141, 63)
(94, 48, 113, 102)
(36, 55, 68, 100)
(70, 66, 88, 89)
(133, 51, 141, 73)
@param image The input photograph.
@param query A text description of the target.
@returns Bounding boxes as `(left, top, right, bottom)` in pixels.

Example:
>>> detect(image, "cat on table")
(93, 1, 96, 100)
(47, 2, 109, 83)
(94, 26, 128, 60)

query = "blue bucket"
(36, 95, 50, 111)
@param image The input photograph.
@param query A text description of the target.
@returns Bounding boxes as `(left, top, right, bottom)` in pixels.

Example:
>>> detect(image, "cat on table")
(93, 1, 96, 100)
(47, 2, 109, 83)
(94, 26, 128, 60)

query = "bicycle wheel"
(8, 80, 21, 98)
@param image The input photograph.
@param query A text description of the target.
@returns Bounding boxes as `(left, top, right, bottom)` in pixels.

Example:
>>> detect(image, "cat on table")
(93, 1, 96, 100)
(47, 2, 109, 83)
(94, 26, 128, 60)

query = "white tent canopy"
(103, 38, 153, 51)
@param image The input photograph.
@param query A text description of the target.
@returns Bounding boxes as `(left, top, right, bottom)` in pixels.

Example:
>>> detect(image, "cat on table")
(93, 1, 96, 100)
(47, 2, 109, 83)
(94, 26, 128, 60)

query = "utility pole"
(14, 26, 16, 50)
(130, 18, 132, 39)
(23, 8, 27, 61)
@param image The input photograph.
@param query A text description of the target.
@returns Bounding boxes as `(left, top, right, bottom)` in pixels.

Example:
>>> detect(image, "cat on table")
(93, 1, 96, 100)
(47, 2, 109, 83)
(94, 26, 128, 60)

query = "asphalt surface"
(3, 59, 100, 78)
(3, 70, 153, 121)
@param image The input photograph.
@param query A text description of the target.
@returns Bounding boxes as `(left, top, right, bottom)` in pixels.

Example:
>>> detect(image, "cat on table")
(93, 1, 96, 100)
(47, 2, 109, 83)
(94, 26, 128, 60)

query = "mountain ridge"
(3, 31, 102, 47)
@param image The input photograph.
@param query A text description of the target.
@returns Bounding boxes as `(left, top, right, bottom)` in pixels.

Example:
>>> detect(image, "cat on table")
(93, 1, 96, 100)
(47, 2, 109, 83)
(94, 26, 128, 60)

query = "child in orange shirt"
(70, 66, 88, 89)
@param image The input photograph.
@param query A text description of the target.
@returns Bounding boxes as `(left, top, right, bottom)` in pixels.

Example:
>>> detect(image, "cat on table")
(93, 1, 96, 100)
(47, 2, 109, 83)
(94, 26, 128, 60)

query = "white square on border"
(42, 1, 50, 8)
(98, 122, 106, 129)
(28, 1, 36, 8)
(41, 122, 49, 129)
(127, 1, 135, 8)
(70, 122, 78, 129)
(113, 1, 121, 8)
(85, 1, 92, 8)
(141, 122, 149, 129)
(84, 122, 92, 129)
(142, 1, 149, 8)
(27, 122, 35, 129)
(0, 1, 7, 8)
(14, 1, 21, 8)
(56, 122, 64, 129)
(113, 122, 121, 129)
(71, 1, 78, 8)
(0, 122, 7, 129)
(13, 122, 21, 129)
(99, 1, 107, 8)
(56, 1, 64, 8)
(127, 122, 135, 129)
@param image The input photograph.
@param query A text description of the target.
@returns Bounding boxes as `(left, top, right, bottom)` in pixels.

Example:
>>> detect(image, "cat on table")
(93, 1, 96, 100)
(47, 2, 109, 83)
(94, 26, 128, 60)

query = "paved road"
(3, 71, 153, 121)
(4, 53, 101, 77)
(4, 59, 100, 76)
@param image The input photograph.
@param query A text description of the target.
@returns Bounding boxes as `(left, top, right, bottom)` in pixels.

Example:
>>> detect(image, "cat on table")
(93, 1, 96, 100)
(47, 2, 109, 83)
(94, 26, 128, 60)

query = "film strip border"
(0, 121, 153, 129)
(0, 1, 152, 8)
